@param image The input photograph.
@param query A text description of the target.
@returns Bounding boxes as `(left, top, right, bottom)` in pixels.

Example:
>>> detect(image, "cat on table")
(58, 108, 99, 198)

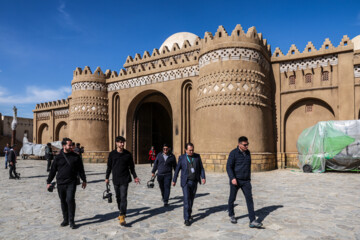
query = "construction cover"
(297, 120, 360, 172)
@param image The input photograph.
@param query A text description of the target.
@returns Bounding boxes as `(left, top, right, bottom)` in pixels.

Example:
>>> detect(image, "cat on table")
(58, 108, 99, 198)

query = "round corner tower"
(194, 25, 275, 170)
(69, 66, 109, 159)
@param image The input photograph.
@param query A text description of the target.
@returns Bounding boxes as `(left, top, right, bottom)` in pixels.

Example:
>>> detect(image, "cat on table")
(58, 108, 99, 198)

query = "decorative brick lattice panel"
(107, 65, 199, 92)
(54, 109, 69, 119)
(70, 96, 108, 121)
(280, 54, 338, 73)
(199, 47, 270, 71)
(72, 82, 107, 92)
(37, 111, 50, 120)
(196, 69, 271, 110)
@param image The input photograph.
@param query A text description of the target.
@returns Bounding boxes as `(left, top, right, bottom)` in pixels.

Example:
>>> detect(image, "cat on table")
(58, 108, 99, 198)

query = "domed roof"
(352, 35, 360, 50)
(160, 32, 199, 51)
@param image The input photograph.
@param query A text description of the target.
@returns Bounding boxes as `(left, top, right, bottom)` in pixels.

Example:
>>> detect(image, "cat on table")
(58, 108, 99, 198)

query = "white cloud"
(57, 0, 81, 32)
(0, 85, 71, 104)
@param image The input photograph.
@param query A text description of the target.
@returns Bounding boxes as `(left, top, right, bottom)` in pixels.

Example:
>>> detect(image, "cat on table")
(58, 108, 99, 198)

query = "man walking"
(151, 143, 177, 206)
(45, 143, 54, 172)
(4, 143, 10, 169)
(47, 138, 87, 229)
(105, 136, 140, 226)
(8, 145, 19, 179)
(172, 143, 206, 226)
(226, 136, 262, 228)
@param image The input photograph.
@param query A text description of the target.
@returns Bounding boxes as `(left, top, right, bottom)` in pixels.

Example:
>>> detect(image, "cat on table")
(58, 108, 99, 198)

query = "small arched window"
(289, 75, 296, 85)
(322, 71, 329, 81)
(305, 73, 312, 83)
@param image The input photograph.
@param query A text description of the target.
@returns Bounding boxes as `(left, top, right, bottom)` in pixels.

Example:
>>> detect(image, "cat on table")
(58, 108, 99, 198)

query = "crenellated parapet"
(33, 99, 69, 112)
(271, 36, 353, 66)
(72, 66, 110, 86)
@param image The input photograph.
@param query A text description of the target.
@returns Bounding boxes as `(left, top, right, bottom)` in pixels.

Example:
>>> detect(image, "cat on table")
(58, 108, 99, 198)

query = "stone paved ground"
(1, 158, 360, 240)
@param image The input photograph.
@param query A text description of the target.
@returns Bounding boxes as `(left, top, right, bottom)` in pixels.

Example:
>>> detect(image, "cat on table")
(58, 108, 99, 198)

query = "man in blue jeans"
(4, 143, 10, 169)
(151, 143, 177, 206)
(226, 136, 263, 228)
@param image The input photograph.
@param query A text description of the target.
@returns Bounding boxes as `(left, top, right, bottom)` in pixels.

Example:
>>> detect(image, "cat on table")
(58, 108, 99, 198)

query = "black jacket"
(106, 149, 137, 185)
(8, 149, 16, 165)
(173, 153, 206, 187)
(47, 150, 87, 185)
(152, 152, 177, 175)
(226, 147, 251, 181)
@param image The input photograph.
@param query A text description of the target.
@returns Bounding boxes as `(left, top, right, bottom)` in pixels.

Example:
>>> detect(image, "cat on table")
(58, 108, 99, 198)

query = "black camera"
(103, 183, 112, 203)
(147, 174, 156, 188)
(48, 182, 56, 192)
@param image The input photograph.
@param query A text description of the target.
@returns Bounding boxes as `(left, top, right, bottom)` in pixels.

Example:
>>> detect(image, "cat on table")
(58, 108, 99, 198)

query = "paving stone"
(0, 158, 359, 239)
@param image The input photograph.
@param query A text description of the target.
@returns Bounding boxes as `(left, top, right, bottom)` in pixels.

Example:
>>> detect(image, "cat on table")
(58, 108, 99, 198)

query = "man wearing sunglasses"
(151, 143, 177, 207)
(226, 136, 263, 228)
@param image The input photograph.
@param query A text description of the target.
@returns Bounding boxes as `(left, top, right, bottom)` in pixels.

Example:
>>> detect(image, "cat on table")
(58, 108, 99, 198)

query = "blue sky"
(0, 0, 359, 118)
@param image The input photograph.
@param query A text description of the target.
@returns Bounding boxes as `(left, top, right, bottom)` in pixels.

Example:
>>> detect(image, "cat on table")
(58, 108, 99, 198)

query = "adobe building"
(32, 24, 360, 172)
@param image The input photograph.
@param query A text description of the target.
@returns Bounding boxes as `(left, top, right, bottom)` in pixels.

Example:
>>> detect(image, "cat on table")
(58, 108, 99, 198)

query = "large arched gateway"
(127, 91, 173, 164)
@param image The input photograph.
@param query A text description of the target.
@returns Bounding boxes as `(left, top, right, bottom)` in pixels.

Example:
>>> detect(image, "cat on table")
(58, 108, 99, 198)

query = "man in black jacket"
(8, 145, 19, 179)
(105, 136, 140, 226)
(151, 143, 177, 207)
(47, 138, 87, 229)
(226, 136, 262, 228)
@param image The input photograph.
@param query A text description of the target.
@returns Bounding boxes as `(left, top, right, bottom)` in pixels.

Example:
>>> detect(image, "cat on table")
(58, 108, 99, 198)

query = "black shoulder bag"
(62, 151, 81, 185)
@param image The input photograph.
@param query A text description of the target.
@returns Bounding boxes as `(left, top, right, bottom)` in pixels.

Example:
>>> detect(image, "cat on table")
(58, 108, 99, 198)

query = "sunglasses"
(163, 148, 169, 150)
(241, 143, 249, 147)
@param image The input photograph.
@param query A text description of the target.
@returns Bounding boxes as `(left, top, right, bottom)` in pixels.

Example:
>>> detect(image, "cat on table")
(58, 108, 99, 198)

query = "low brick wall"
(285, 152, 300, 168)
(82, 151, 109, 163)
(201, 152, 277, 173)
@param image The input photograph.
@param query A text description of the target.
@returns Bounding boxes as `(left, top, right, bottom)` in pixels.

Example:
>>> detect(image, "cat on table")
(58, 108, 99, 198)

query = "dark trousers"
(114, 183, 129, 216)
(47, 158, 52, 171)
(228, 179, 255, 222)
(157, 174, 172, 204)
(57, 182, 77, 223)
(9, 164, 17, 178)
(182, 180, 198, 220)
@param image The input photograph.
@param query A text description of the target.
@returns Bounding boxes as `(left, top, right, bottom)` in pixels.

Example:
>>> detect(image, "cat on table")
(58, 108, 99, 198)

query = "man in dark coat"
(226, 136, 262, 228)
(45, 143, 54, 172)
(105, 136, 140, 226)
(47, 138, 87, 229)
(172, 142, 206, 226)
(151, 143, 177, 206)
(8, 145, 19, 179)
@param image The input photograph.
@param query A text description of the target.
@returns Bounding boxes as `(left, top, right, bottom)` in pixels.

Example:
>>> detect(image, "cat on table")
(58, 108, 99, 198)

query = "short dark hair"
(47, 143, 51, 147)
(185, 142, 194, 150)
(238, 136, 248, 143)
(76, 143, 80, 147)
(115, 136, 126, 142)
(61, 138, 72, 146)
(163, 143, 170, 148)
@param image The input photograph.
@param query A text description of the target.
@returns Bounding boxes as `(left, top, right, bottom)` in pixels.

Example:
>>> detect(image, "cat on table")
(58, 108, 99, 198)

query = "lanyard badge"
(186, 155, 195, 173)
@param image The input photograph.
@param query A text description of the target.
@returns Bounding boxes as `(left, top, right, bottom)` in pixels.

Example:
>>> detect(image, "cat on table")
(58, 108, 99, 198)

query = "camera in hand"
(48, 182, 56, 192)
(147, 174, 156, 188)
(103, 183, 112, 203)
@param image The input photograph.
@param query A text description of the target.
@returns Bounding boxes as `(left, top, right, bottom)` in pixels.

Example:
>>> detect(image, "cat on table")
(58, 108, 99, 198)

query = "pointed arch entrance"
(127, 91, 173, 164)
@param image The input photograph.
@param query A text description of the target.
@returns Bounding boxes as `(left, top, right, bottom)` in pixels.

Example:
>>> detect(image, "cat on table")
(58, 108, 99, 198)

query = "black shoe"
(60, 221, 69, 227)
(164, 203, 169, 207)
(184, 220, 191, 226)
(9, 176, 15, 179)
(69, 222, 76, 229)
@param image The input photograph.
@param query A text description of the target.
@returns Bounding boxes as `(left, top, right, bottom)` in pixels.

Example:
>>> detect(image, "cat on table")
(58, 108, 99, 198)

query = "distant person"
(73, 143, 84, 160)
(226, 136, 263, 228)
(151, 143, 177, 206)
(47, 138, 87, 229)
(172, 143, 206, 226)
(4, 143, 10, 169)
(105, 136, 140, 226)
(148, 146, 156, 167)
(45, 143, 54, 172)
(8, 145, 20, 179)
